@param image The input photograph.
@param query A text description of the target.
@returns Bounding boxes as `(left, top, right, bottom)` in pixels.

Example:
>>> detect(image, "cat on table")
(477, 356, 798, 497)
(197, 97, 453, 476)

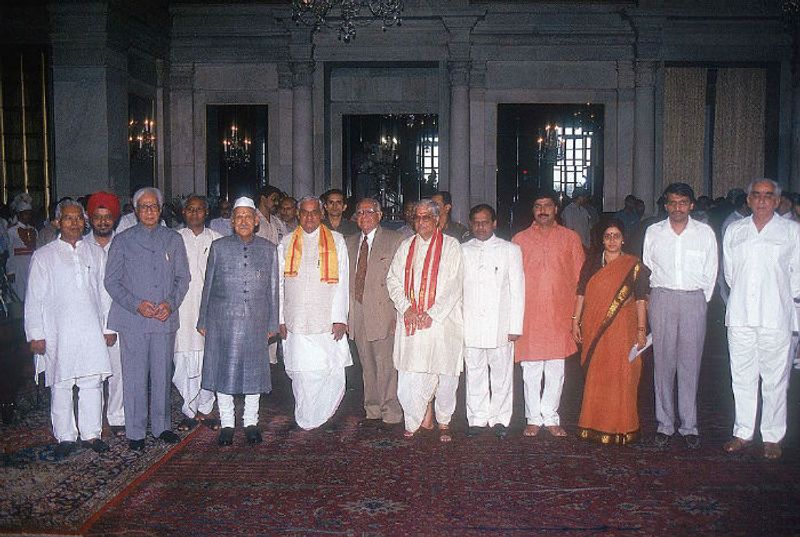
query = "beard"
(93, 227, 113, 237)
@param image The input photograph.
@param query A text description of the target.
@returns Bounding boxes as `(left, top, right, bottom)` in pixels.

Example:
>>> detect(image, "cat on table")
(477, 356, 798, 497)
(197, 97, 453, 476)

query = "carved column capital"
(449, 60, 471, 88)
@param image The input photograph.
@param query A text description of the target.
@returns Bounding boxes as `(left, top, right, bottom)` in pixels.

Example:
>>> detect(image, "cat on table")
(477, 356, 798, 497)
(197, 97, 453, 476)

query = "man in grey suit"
(347, 198, 405, 428)
(105, 187, 191, 452)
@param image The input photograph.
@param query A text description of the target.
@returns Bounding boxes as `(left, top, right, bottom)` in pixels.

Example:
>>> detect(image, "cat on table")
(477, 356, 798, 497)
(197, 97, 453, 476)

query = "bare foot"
(546, 425, 568, 437)
(421, 402, 434, 430)
(523, 424, 541, 437)
(439, 425, 452, 443)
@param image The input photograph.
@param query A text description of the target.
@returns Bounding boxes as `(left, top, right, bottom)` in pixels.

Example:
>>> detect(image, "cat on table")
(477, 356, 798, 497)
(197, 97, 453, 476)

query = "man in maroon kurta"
(512, 191, 584, 437)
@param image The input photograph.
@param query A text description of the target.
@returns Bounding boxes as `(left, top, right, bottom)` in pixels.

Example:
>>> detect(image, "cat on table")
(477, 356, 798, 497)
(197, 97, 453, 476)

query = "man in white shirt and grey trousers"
(723, 178, 800, 460)
(643, 183, 718, 450)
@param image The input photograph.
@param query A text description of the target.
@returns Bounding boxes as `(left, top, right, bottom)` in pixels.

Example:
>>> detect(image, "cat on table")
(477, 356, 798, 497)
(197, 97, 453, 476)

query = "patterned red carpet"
(4, 313, 800, 536)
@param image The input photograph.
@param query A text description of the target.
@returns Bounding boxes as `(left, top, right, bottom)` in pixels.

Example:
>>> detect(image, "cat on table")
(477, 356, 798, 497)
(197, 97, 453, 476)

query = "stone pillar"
(291, 61, 314, 197)
(277, 62, 294, 194)
(469, 63, 488, 209)
(169, 63, 195, 197)
(448, 61, 471, 225)
(48, 3, 129, 198)
(615, 60, 636, 212)
(634, 60, 657, 212)
(791, 55, 800, 192)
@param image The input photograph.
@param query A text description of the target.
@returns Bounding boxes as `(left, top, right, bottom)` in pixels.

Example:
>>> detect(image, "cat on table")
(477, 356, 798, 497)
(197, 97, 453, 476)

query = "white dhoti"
(51, 374, 104, 443)
(173, 350, 216, 419)
(105, 340, 125, 427)
(464, 344, 514, 427)
(728, 326, 792, 443)
(217, 393, 260, 428)
(283, 331, 352, 430)
(397, 370, 459, 432)
(521, 359, 565, 426)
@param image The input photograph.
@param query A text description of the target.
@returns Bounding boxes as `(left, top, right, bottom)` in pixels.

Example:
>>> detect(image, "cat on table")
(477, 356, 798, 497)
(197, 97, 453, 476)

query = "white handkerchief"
(628, 333, 653, 362)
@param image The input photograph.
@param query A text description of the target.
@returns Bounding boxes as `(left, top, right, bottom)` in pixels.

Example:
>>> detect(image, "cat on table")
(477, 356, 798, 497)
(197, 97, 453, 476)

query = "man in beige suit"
(347, 198, 405, 428)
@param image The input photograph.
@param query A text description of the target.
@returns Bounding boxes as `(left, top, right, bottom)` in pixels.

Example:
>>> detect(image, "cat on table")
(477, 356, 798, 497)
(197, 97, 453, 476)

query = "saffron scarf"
(403, 230, 444, 336)
(284, 224, 339, 284)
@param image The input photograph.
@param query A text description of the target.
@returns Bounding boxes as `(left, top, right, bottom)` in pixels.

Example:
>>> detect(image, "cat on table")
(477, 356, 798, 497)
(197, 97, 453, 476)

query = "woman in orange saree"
(571, 219, 650, 445)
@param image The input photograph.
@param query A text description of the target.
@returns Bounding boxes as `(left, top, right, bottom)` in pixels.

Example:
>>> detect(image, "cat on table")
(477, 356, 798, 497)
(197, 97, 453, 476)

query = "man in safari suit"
(347, 198, 405, 428)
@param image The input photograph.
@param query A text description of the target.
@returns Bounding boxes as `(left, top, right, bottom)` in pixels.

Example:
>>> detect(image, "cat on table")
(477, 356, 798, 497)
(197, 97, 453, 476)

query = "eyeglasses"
(184, 206, 206, 213)
(137, 203, 160, 212)
(355, 208, 380, 217)
(749, 191, 776, 201)
(413, 214, 437, 222)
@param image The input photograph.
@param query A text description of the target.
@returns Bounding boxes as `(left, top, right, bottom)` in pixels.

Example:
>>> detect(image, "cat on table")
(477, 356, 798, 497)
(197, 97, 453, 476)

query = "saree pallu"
(577, 255, 642, 445)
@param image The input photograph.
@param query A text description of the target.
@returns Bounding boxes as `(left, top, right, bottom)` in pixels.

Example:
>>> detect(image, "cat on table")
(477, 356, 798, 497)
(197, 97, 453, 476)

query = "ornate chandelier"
(222, 125, 251, 169)
(291, 0, 403, 42)
(536, 124, 565, 166)
(128, 118, 155, 161)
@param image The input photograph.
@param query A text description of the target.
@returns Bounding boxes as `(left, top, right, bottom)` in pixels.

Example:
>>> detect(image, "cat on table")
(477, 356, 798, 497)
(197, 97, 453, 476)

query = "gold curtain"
(662, 68, 707, 195)
(712, 68, 766, 197)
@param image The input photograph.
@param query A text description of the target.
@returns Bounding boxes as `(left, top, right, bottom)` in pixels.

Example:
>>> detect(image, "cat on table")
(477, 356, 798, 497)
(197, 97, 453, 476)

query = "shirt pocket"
(684, 249, 706, 274)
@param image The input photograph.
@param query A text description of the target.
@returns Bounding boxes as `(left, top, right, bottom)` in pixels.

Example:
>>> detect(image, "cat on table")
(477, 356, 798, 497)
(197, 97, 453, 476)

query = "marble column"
(615, 60, 636, 211)
(292, 61, 314, 197)
(169, 63, 195, 198)
(449, 60, 471, 225)
(277, 62, 294, 194)
(791, 58, 800, 192)
(634, 60, 657, 212)
(469, 64, 488, 210)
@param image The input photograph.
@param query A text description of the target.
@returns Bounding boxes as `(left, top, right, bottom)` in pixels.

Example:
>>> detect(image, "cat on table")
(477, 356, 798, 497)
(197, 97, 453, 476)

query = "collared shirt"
(355, 227, 377, 266)
(256, 211, 288, 245)
(643, 216, 718, 302)
(724, 215, 800, 331)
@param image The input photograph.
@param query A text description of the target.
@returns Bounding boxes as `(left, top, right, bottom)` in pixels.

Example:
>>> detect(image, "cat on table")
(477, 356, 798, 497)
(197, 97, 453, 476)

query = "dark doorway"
(128, 93, 156, 196)
(342, 114, 438, 220)
(497, 103, 604, 235)
(206, 105, 268, 201)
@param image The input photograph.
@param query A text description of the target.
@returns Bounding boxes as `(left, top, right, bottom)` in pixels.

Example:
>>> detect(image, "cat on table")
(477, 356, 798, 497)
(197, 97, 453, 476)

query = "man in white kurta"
(7, 197, 37, 302)
(387, 199, 463, 441)
(278, 197, 351, 430)
(174, 196, 221, 430)
(723, 179, 800, 460)
(461, 204, 524, 438)
(25, 201, 113, 458)
(85, 191, 125, 436)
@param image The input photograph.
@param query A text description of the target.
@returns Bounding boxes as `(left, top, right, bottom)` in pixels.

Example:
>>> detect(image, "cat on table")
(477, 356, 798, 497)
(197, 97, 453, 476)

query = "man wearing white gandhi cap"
(198, 196, 280, 446)
(278, 195, 351, 430)
(7, 193, 37, 302)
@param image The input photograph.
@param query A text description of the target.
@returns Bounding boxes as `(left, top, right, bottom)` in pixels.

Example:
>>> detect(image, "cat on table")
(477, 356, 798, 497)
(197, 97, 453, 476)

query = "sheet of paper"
(628, 333, 653, 362)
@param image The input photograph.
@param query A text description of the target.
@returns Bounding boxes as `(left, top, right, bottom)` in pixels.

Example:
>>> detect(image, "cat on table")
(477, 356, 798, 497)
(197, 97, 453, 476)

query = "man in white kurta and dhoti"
(723, 178, 800, 461)
(387, 199, 463, 442)
(278, 196, 351, 430)
(461, 204, 524, 439)
(174, 196, 221, 431)
(25, 200, 113, 459)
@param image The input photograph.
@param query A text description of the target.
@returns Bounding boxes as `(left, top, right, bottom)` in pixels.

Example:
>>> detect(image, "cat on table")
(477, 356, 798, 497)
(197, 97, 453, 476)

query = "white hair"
(415, 198, 441, 218)
(357, 197, 381, 211)
(55, 199, 87, 221)
(747, 178, 781, 198)
(132, 187, 164, 208)
(298, 195, 323, 211)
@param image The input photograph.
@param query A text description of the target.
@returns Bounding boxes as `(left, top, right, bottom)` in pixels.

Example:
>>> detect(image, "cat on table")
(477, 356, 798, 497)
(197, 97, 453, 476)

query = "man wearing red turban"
(85, 191, 125, 436)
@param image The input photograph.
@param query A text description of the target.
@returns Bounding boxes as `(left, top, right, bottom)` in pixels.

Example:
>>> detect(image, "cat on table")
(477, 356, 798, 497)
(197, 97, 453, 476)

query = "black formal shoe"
(684, 434, 701, 450)
(159, 430, 180, 444)
(493, 424, 509, 439)
(653, 432, 671, 448)
(245, 425, 263, 445)
(359, 418, 383, 428)
(177, 417, 198, 431)
(109, 425, 126, 437)
(218, 427, 235, 446)
(54, 441, 76, 459)
(84, 438, 109, 453)
(465, 426, 487, 438)
(129, 439, 145, 452)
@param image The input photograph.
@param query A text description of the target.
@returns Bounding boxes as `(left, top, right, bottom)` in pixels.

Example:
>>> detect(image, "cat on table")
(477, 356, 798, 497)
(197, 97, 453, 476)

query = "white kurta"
(7, 222, 37, 302)
(175, 227, 221, 353)
(724, 215, 800, 331)
(278, 227, 351, 429)
(24, 239, 112, 387)
(84, 230, 125, 426)
(387, 234, 464, 376)
(461, 235, 525, 348)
